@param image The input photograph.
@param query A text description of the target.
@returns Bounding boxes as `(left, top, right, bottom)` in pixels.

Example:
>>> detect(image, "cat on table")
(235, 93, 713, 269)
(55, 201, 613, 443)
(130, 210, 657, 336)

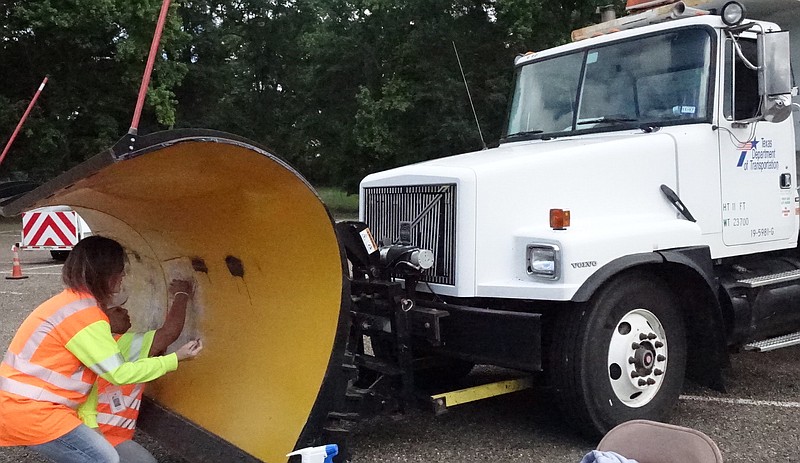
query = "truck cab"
(345, 1, 800, 437)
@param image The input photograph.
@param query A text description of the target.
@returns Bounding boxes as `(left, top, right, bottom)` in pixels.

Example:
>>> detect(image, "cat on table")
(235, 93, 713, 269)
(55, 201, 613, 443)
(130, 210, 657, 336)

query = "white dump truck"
(340, 0, 800, 437)
(19, 205, 91, 260)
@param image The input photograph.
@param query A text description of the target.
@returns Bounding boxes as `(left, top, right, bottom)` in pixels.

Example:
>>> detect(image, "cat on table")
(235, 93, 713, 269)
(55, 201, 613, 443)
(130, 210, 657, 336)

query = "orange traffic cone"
(6, 244, 28, 280)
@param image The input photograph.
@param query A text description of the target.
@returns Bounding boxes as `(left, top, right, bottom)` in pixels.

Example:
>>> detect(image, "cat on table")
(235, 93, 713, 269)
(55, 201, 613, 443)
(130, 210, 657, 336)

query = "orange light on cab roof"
(550, 209, 570, 230)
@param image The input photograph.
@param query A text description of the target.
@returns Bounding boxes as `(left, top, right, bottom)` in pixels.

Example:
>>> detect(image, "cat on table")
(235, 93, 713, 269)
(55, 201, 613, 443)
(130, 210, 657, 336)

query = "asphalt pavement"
(1, 218, 799, 462)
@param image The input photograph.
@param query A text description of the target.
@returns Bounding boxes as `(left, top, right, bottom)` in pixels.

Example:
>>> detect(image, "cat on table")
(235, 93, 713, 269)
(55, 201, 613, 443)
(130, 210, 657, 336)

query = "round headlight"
(721, 1, 746, 26)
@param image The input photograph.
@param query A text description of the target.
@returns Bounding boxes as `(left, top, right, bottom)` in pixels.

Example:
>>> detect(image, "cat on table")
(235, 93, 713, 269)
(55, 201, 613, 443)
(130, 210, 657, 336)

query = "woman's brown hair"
(62, 236, 126, 308)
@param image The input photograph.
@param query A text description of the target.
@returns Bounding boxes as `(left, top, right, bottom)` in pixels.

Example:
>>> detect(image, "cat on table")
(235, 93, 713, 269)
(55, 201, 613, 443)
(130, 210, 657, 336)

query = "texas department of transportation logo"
(736, 139, 778, 171)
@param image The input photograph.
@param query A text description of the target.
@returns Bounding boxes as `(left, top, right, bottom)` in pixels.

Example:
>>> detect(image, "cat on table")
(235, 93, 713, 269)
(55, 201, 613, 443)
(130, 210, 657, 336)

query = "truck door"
(718, 35, 797, 246)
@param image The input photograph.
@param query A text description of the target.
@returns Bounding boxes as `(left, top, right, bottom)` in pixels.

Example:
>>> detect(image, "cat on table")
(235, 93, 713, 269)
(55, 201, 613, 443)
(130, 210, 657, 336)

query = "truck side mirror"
(759, 30, 793, 123)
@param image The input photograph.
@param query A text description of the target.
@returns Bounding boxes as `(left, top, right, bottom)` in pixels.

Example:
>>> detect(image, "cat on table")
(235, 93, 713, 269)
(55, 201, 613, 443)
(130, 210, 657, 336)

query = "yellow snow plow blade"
(1, 130, 351, 463)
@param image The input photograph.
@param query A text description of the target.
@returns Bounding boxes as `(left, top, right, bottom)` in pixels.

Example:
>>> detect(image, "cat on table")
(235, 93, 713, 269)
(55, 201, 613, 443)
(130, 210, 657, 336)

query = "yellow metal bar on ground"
(430, 376, 534, 411)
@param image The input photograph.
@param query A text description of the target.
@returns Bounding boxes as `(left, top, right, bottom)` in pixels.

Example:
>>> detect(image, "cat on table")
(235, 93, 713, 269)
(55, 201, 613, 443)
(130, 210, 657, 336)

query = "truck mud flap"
(1, 129, 352, 463)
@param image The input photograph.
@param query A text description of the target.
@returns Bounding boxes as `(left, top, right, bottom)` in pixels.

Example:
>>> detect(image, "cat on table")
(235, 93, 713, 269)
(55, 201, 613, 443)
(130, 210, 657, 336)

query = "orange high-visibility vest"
(0, 290, 105, 445)
(97, 382, 145, 446)
(96, 332, 154, 446)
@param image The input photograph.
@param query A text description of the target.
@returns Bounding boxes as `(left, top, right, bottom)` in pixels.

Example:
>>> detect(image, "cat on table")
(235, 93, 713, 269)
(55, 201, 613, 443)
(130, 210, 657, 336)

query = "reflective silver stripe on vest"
(71, 365, 86, 381)
(2, 351, 92, 395)
(97, 413, 136, 430)
(89, 353, 125, 375)
(127, 334, 145, 362)
(98, 383, 144, 411)
(20, 298, 96, 360)
(99, 395, 141, 411)
(0, 376, 79, 409)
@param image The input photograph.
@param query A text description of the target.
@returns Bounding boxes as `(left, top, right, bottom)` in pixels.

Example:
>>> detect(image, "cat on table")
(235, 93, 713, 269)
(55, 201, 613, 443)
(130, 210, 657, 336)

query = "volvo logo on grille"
(571, 261, 597, 269)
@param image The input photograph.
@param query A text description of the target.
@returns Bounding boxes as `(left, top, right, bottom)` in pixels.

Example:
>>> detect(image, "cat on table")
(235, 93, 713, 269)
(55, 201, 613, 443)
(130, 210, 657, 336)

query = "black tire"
(50, 250, 70, 261)
(548, 271, 687, 437)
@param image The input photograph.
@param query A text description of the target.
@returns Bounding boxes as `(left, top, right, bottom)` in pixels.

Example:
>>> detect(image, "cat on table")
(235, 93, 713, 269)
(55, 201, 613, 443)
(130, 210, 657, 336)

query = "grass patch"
(316, 187, 359, 220)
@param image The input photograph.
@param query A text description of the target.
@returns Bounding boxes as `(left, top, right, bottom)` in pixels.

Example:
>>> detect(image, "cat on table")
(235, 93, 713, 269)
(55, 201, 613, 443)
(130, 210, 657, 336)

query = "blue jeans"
(28, 424, 119, 463)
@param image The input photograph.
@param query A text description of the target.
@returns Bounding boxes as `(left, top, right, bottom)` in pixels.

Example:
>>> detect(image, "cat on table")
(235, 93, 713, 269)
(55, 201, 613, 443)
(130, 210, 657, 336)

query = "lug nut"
(639, 333, 648, 340)
(638, 379, 647, 386)
(631, 371, 639, 378)
(654, 369, 663, 376)
(655, 341, 664, 348)
(632, 342, 640, 349)
(629, 357, 636, 364)
(648, 333, 657, 340)
(657, 355, 666, 361)
(647, 378, 656, 385)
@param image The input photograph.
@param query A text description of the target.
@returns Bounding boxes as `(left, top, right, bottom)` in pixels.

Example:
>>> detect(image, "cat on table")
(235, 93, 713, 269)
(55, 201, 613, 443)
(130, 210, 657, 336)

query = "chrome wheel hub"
(607, 308, 667, 408)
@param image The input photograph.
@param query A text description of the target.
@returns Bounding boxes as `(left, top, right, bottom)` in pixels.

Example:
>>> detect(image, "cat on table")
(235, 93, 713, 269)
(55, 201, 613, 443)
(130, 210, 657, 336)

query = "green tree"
(285, 0, 625, 191)
(286, 0, 510, 191)
(0, 0, 188, 181)
(1, 0, 627, 191)
(172, 0, 320, 177)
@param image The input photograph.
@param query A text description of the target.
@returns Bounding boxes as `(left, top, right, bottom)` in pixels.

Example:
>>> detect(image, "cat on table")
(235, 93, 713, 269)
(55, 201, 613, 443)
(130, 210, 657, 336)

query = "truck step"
(736, 269, 800, 288)
(744, 332, 800, 352)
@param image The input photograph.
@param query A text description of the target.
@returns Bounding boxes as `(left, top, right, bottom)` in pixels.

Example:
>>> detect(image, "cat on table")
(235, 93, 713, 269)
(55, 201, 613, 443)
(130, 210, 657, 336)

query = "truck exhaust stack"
(1, 129, 352, 463)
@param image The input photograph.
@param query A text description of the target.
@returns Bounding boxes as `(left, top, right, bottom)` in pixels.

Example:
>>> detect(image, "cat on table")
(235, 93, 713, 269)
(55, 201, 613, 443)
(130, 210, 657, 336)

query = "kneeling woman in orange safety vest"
(0, 236, 203, 463)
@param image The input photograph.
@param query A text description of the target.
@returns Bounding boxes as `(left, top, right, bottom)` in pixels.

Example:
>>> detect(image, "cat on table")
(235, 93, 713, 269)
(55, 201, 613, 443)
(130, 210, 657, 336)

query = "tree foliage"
(1, 0, 624, 189)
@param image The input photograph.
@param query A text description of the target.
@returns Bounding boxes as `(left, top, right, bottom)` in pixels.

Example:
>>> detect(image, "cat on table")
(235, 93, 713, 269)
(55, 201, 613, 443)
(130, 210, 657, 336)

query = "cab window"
(723, 38, 761, 120)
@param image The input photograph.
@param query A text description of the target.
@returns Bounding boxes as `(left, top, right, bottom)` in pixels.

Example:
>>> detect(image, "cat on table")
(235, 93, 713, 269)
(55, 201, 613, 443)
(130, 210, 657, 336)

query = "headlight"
(526, 244, 560, 280)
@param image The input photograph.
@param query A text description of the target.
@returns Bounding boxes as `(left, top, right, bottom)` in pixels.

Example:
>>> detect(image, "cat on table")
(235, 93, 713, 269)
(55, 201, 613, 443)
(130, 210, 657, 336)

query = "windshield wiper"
(577, 116, 638, 125)
(504, 130, 544, 140)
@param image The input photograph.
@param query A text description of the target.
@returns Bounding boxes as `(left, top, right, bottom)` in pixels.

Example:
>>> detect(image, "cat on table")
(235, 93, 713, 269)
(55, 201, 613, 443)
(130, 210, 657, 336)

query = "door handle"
(780, 173, 792, 189)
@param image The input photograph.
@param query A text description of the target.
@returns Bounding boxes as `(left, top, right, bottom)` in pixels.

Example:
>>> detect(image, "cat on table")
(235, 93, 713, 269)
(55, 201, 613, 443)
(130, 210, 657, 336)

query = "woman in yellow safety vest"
(0, 236, 203, 463)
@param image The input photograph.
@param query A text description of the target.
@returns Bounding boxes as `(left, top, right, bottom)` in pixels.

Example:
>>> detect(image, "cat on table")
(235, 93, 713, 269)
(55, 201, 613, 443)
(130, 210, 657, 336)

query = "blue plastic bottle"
(286, 444, 339, 463)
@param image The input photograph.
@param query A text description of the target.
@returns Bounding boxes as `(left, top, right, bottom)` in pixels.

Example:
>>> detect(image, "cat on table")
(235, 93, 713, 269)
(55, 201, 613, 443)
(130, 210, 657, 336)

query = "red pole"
(0, 76, 48, 168)
(129, 0, 172, 135)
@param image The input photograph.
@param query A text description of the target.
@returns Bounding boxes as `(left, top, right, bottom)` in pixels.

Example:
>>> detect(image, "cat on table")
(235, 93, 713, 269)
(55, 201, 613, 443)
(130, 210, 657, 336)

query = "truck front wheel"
(549, 272, 687, 437)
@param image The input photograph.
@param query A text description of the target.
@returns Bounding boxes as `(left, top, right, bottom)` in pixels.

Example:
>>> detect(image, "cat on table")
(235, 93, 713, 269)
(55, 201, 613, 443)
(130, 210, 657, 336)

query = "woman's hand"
(175, 339, 203, 361)
(169, 279, 194, 300)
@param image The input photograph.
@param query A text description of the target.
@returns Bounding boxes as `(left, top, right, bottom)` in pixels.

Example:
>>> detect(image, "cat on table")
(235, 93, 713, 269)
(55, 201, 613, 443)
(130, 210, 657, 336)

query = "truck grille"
(363, 184, 457, 285)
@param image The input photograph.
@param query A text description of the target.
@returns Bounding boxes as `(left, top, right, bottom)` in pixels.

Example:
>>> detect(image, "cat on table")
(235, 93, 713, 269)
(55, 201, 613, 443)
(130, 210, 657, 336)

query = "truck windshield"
(505, 27, 713, 141)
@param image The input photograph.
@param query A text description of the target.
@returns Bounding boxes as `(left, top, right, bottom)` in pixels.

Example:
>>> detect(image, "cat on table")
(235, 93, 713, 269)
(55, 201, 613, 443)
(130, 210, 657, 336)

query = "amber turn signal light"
(550, 209, 570, 229)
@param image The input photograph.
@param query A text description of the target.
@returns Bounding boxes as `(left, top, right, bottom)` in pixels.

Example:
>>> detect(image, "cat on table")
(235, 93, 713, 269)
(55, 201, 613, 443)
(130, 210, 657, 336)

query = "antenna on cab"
(452, 41, 488, 150)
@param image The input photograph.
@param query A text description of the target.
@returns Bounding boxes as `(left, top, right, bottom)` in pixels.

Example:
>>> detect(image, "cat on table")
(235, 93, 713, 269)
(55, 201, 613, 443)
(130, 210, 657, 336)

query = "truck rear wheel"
(549, 272, 686, 437)
(50, 250, 69, 261)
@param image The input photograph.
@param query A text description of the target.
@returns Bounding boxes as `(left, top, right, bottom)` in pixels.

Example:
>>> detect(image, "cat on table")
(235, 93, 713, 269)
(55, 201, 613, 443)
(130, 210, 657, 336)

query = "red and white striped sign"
(22, 210, 79, 249)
